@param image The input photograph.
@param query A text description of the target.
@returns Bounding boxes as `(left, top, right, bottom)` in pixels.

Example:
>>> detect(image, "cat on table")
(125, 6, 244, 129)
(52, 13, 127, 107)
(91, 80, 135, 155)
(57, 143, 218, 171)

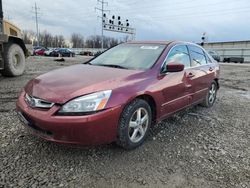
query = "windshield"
(90, 43, 166, 70)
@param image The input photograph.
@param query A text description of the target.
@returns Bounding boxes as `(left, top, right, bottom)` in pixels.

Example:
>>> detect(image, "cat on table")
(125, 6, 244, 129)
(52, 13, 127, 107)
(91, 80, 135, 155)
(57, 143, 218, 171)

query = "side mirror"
(163, 63, 184, 73)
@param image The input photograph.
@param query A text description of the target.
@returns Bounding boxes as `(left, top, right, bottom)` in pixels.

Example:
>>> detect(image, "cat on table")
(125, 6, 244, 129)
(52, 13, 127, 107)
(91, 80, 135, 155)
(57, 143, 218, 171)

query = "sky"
(3, 0, 250, 42)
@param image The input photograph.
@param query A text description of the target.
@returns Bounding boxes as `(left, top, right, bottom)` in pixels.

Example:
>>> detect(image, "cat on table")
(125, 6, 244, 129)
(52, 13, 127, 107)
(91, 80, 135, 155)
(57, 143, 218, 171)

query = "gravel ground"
(0, 57, 250, 188)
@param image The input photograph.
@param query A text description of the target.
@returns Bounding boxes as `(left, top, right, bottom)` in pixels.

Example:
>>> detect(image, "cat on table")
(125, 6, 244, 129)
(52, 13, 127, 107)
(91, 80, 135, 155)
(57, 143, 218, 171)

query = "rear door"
(159, 45, 192, 116)
(186, 45, 213, 103)
(61, 49, 67, 56)
(65, 49, 71, 56)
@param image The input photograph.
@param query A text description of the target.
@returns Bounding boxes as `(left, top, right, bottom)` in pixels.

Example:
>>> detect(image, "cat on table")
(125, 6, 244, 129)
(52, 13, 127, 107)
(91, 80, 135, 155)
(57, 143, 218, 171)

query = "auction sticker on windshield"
(140, 46, 159, 50)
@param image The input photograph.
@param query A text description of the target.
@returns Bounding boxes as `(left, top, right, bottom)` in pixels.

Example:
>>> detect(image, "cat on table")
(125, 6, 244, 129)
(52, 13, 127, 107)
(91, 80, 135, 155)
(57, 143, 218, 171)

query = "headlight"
(58, 90, 112, 114)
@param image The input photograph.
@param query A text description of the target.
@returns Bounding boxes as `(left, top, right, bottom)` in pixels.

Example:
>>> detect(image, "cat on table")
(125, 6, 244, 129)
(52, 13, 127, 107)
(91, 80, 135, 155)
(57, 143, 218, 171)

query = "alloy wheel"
(128, 107, 149, 143)
(208, 83, 216, 104)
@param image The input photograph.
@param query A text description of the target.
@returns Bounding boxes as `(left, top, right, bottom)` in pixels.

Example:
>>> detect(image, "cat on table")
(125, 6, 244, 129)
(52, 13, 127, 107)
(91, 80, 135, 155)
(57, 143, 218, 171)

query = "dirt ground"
(0, 56, 250, 188)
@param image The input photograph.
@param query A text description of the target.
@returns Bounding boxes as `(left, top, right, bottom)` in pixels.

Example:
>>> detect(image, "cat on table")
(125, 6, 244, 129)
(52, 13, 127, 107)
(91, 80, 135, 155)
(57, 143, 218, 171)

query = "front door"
(159, 45, 192, 117)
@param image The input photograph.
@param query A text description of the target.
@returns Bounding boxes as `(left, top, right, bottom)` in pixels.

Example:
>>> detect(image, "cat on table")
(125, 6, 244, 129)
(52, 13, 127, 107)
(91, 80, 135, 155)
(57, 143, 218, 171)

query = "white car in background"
(44, 48, 57, 56)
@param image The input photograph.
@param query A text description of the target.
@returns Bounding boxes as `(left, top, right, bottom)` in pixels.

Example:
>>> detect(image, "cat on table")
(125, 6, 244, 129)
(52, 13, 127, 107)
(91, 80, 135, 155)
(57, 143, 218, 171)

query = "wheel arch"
(7, 36, 27, 56)
(214, 78, 219, 89)
(135, 94, 157, 123)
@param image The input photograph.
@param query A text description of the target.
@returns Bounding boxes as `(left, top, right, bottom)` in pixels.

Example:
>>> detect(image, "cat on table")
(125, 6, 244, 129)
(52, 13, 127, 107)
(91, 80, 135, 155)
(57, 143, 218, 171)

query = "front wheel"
(117, 99, 152, 150)
(1, 43, 25, 77)
(201, 81, 218, 107)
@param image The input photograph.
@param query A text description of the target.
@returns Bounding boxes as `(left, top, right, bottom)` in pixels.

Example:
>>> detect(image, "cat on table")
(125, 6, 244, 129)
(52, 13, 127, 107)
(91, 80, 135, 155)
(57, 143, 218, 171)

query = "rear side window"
(165, 45, 191, 68)
(188, 45, 207, 66)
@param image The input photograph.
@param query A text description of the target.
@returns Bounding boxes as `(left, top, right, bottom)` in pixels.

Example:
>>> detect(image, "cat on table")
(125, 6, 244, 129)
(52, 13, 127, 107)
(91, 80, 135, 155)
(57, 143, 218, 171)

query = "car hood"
(25, 64, 143, 104)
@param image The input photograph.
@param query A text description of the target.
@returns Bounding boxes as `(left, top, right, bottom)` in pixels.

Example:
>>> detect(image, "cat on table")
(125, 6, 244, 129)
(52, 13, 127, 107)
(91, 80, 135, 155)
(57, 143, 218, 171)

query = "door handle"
(209, 67, 214, 71)
(187, 72, 195, 78)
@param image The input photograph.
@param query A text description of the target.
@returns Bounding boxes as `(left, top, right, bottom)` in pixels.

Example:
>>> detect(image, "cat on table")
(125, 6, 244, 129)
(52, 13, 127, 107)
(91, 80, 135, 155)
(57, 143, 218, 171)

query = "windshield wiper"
(95, 64, 128, 69)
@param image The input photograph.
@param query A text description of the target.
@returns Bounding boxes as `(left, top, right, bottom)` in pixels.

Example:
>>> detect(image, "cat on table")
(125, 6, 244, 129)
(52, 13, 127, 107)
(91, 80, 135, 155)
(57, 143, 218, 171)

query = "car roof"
(126, 40, 200, 47)
(127, 41, 172, 45)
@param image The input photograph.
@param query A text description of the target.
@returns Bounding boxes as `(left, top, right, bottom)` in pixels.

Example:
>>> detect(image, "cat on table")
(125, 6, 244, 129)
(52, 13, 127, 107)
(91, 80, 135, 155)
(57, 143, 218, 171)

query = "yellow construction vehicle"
(0, 0, 27, 77)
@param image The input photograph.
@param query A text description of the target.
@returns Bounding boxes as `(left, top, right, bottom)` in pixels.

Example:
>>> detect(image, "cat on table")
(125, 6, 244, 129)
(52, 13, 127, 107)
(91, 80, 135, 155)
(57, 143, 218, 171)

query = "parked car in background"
(50, 48, 75, 57)
(33, 46, 44, 56)
(208, 50, 220, 62)
(34, 47, 49, 56)
(17, 41, 220, 149)
(223, 57, 244, 63)
(94, 51, 103, 57)
(79, 51, 93, 56)
(44, 48, 58, 56)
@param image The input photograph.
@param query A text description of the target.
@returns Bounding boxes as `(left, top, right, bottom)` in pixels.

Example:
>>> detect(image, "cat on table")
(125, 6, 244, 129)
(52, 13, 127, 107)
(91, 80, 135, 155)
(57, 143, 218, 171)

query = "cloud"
(3, 0, 250, 42)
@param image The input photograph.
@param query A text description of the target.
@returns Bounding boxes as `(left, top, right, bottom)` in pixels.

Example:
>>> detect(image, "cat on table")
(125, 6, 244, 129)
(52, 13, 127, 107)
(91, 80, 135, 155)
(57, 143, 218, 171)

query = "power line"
(95, 0, 110, 50)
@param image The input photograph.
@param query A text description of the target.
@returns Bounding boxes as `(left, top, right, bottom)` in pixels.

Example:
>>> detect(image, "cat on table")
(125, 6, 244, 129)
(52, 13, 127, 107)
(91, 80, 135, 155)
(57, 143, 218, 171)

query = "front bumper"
(16, 92, 122, 145)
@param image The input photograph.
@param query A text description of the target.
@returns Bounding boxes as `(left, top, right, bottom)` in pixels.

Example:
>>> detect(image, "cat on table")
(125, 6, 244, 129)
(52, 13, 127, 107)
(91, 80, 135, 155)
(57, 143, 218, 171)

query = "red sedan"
(34, 47, 48, 56)
(17, 41, 220, 149)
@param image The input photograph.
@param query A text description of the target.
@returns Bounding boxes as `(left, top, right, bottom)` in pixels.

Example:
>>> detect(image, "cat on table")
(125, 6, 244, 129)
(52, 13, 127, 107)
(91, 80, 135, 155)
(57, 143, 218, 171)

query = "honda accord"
(16, 41, 220, 149)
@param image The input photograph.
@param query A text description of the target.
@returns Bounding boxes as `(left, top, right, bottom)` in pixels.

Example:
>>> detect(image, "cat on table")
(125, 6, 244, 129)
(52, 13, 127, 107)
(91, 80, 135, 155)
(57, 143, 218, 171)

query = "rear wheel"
(117, 99, 152, 150)
(1, 43, 25, 77)
(201, 81, 218, 107)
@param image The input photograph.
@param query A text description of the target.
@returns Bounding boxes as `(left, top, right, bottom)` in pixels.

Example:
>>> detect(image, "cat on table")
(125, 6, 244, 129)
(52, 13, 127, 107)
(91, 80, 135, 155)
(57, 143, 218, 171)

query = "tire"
(117, 99, 152, 150)
(201, 81, 218, 108)
(1, 43, 25, 77)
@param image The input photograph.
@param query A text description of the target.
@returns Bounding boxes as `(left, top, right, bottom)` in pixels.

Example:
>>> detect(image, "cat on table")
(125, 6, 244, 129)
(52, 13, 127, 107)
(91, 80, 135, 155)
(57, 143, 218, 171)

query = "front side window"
(90, 44, 166, 70)
(164, 45, 191, 68)
(205, 53, 213, 63)
(188, 45, 207, 66)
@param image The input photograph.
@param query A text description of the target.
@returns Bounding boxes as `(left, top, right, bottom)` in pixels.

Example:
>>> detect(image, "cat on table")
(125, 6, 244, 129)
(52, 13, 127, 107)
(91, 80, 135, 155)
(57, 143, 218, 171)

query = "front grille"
(25, 94, 54, 109)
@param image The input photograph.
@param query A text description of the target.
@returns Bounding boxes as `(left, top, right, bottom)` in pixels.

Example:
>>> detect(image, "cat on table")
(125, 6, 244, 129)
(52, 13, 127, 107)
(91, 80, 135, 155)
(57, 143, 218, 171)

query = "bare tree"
(85, 35, 102, 48)
(51, 35, 64, 48)
(23, 29, 120, 49)
(40, 31, 53, 47)
(22, 30, 35, 44)
(58, 35, 65, 47)
(71, 33, 84, 48)
(23, 29, 68, 48)
(85, 35, 119, 48)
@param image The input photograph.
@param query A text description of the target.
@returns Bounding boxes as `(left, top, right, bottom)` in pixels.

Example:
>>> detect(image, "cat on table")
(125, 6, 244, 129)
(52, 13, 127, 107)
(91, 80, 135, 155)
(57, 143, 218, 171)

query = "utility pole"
(95, 0, 109, 50)
(32, 2, 40, 46)
(0, 0, 3, 34)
